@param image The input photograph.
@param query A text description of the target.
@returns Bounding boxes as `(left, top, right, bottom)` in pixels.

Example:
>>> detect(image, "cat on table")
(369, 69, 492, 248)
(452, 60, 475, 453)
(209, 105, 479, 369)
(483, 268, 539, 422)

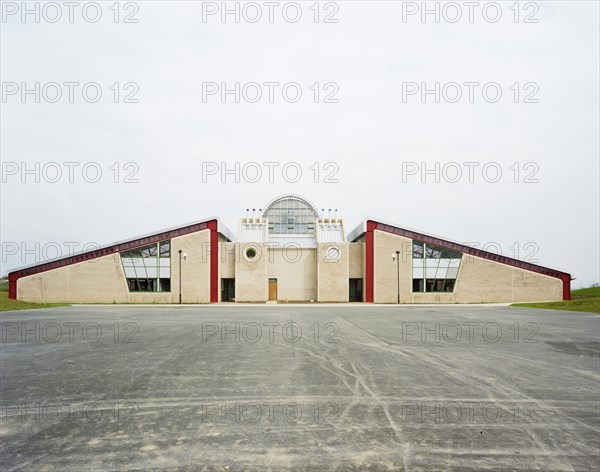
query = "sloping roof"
(349, 218, 571, 281)
(8, 217, 234, 278)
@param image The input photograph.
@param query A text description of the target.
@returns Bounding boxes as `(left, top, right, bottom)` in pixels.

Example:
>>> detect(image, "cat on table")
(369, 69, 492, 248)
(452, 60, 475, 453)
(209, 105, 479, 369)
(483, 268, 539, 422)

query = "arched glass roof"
(263, 195, 318, 235)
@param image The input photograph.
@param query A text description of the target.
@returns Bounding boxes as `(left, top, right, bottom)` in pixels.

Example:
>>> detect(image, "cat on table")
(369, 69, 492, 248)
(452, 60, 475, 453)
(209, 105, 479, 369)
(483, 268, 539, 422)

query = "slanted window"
(159, 241, 170, 258)
(121, 241, 171, 292)
(412, 241, 462, 293)
(413, 241, 424, 259)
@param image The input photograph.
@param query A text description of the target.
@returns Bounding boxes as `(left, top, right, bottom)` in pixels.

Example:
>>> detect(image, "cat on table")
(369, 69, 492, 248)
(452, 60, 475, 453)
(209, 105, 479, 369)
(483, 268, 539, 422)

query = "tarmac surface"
(1, 304, 599, 471)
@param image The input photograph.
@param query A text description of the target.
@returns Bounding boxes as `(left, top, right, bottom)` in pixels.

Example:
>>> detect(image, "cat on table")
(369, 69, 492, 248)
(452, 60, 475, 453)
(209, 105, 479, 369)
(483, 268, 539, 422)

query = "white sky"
(1, 1, 599, 287)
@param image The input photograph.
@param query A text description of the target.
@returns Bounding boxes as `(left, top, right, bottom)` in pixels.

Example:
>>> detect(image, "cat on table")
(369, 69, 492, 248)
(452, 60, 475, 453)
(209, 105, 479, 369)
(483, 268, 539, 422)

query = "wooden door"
(268, 279, 278, 301)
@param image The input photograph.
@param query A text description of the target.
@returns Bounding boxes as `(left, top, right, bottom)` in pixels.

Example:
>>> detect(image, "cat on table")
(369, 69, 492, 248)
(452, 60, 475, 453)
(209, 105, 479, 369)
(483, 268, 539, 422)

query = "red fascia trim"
(365, 220, 377, 303)
(207, 219, 219, 303)
(561, 274, 571, 301)
(372, 221, 570, 283)
(7, 220, 212, 300)
(8, 273, 18, 300)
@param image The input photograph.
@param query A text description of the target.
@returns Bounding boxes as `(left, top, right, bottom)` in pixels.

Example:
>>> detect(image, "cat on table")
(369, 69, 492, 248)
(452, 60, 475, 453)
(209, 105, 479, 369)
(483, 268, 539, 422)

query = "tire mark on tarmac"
(274, 309, 412, 472)
(324, 310, 595, 471)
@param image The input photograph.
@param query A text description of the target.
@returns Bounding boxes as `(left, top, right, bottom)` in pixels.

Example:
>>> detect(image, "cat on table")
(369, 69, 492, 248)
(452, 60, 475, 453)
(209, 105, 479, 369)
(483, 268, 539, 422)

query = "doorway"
(349, 278, 363, 302)
(268, 278, 278, 301)
(221, 278, 235, 302)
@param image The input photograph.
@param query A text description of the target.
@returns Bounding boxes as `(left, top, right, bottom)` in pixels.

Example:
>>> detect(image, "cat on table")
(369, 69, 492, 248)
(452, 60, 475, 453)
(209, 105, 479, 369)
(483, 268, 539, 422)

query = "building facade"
(8, 194, 571, 304)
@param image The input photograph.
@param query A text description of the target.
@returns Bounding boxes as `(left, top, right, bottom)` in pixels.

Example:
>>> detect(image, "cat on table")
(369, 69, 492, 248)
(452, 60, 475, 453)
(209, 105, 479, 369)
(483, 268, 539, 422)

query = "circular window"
(246, 247, 257, 259)
(326, 247, 340, 260)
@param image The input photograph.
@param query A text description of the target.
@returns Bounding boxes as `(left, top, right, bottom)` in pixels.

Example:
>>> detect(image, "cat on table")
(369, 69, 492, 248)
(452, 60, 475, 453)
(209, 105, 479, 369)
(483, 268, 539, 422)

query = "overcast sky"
(1, 1, 598, 287)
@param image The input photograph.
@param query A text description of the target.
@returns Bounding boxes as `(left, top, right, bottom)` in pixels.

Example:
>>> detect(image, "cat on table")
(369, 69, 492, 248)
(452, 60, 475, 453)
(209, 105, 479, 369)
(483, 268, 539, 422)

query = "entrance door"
(268, 278, 278, 301)
(349, 278, 363, 302)
(221, 278, 235, 302)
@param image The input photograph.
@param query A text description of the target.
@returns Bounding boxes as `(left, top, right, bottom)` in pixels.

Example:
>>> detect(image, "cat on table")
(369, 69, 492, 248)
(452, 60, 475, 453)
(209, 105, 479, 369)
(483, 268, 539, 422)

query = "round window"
(246, 248, 257, 259)
(326, 247, 340, 260)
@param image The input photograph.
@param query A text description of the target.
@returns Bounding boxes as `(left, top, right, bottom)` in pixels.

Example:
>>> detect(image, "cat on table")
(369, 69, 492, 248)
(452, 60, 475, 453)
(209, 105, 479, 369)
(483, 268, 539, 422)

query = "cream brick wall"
(349, 243, 364, 279)
(317, 243, 349, 302)
(373, 231, 413, 303)
(219, 242, 237, 279)
(218, 242, 237, 302)
(234, 243, 268, 302)
(173, 231, 211, 303)
(453, 255, 562, 303)
(373, 230, 563, 303)
(267, 248, 317, 302)
(17, 253, 133, 303)
(17, 229, 212, 304)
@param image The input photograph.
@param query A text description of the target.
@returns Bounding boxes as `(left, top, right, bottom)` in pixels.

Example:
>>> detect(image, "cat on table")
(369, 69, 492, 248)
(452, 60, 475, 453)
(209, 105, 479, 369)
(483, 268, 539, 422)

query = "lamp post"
(392, 251, 400, 304)
(178, 249, 182, 304)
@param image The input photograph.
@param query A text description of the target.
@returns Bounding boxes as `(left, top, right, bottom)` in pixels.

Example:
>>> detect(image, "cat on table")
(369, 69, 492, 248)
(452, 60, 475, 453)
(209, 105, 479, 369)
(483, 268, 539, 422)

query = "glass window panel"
(264, 197, 317, 235)
(159, 278, 171, 292)
(426, 246, 442, 258)
(413, 242, 424, 258)
(443, 280, 456, 292)
(425, 258, 441, 269)
(121, 248, 142, 258)
(413, 279, 424, 292)
(160, 241, 170, 258)
(121, 241, 171, 292)
(159, 258, 170, 268)
(141, 245, 156, 257)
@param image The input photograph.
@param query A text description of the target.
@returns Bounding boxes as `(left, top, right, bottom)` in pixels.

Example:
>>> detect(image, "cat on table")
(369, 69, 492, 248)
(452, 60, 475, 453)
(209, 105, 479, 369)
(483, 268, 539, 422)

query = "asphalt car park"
(1, 304, 598, 471)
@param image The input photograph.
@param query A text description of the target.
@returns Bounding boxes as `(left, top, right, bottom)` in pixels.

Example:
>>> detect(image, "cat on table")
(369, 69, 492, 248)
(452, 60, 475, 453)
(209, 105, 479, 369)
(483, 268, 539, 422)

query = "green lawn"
(512, 286, 600, 314)
(0, 291, 70, 312)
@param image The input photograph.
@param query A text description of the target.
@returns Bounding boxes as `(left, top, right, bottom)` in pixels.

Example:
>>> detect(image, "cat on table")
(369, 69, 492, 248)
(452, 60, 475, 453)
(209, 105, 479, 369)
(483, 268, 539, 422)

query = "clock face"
(326, 247, 340, 260)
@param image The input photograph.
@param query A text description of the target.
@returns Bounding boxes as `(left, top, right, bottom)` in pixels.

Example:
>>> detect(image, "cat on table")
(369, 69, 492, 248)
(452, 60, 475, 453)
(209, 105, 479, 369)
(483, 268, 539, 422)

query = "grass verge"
(512, 287, 600, 314)
(0, 291, 70, 312)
